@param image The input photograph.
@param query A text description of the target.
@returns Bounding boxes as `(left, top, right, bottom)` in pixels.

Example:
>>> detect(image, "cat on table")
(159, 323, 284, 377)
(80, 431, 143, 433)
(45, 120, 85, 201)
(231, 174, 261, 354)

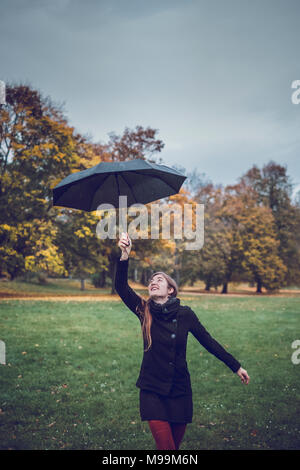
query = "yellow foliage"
(0, 224, 12, 231)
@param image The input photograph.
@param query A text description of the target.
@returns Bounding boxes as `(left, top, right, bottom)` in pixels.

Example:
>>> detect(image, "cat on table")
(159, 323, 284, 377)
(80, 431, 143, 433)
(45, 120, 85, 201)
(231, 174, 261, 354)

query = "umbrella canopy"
(52, 159, 187, 211)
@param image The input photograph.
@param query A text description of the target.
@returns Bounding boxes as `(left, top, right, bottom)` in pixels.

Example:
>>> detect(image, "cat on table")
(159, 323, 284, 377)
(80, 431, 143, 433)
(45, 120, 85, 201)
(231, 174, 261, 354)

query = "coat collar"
(149, 296, 180, 321)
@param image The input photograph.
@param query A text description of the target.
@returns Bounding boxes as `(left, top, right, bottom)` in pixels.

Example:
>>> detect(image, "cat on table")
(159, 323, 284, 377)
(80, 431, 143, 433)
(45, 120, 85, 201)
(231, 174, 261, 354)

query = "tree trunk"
(141, 268, 148, 286)
(221, 282, 228, 294)
(256, 278, 262, 293)
(98, 270, 106, 287)
(205, 281, 211, 291)
(110, 259, 117, 294)
(174, 245, 181, 288)
(174, 269, 180, 288)
(80, 278, 85, 291)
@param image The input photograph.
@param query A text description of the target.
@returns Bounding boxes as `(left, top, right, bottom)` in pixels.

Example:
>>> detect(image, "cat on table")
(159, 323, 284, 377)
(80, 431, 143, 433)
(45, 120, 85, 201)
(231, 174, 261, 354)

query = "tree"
(240, 161, 300, 286)
(55, 210, 108, 290)
(191, 184, 228, 291)
(219, 181, 287, 292)
(0, 84, 83, 279)
(106, 125, 164, 163)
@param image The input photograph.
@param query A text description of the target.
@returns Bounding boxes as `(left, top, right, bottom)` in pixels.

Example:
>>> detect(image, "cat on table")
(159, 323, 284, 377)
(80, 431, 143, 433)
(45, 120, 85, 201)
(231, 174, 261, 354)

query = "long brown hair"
(136, 271, 178, 352)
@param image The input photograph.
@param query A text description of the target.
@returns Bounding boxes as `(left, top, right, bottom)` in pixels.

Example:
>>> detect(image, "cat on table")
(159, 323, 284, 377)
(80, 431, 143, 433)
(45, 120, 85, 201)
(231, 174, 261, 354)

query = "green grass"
(0, 277, 113, 296)
(0, 295, 299, 450)
(1, 277, 299, 298)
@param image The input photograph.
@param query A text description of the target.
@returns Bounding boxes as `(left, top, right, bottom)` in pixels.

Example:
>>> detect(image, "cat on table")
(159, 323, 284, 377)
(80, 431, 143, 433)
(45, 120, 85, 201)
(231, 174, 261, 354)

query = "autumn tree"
(219, 181, 286, 292)
(240, 161, 300, 286)
(191, 184, 227, 291)
(106, 125, 164, 163)
(0, 84, 85, 279)
(55, 209, 108, 290)
(162, 187, 204, 287)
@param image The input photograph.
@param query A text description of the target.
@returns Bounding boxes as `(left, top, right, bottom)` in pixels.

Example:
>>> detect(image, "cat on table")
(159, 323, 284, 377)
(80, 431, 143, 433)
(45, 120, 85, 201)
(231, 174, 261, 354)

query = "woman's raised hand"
(118, 232, 132, 260)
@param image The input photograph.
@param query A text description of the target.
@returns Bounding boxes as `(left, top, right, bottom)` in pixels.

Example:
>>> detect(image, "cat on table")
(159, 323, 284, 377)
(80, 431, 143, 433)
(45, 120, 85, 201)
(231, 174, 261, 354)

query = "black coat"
(115, 258, 241, 397)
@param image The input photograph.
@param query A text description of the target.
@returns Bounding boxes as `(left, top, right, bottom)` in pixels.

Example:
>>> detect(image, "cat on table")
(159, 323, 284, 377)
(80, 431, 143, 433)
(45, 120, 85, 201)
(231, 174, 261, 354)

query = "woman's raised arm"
(115, 233, 142, 318)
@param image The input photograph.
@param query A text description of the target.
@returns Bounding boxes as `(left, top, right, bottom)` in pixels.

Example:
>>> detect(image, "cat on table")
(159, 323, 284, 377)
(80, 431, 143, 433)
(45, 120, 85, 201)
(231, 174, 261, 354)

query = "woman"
(115, 232, 250, 450)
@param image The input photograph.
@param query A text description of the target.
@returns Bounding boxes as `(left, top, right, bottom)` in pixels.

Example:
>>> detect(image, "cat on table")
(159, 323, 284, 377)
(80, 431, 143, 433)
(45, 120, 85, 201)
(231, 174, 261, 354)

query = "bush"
(91, 271, 107, 288)
(15, 271, 48, 285)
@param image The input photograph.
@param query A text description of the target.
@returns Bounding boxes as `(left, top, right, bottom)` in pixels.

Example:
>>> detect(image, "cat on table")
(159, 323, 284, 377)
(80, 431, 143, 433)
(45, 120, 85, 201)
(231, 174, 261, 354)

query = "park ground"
(0, 277, 299, 450)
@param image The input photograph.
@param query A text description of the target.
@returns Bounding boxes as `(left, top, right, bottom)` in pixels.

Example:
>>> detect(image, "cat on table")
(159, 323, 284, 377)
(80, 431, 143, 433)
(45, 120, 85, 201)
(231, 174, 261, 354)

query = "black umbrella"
(52, 158, 187, 211)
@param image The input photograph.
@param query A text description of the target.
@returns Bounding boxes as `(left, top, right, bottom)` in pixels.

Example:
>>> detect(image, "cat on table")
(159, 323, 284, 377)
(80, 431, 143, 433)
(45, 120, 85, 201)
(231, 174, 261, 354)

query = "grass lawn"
(0, 277, 113, 297)
(0, 295, 299, 450)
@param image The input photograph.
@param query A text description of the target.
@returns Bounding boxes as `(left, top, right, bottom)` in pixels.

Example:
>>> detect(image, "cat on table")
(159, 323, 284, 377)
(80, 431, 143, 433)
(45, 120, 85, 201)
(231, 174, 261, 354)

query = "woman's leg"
(148, 420, 176, 450)
(170, 423, 187, 450)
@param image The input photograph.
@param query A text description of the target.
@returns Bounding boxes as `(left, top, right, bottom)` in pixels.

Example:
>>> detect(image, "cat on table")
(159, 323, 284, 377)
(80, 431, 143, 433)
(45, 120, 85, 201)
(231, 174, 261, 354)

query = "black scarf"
(149, 296, 180, 321)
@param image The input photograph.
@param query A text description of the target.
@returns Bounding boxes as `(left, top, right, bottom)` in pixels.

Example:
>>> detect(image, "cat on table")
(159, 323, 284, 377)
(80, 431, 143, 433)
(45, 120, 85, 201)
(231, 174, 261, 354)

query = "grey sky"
(1, 0, 300, 196)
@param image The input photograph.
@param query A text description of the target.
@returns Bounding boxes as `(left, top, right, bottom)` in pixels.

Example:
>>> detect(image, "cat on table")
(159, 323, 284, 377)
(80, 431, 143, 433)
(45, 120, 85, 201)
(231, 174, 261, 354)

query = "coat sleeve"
(114, 258, 142, 319)
(188, 309, 241, 373)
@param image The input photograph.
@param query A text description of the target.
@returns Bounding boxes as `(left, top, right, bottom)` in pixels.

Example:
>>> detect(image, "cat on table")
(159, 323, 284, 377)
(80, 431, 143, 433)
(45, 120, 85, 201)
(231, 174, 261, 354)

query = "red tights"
(148, 420, 187, 450)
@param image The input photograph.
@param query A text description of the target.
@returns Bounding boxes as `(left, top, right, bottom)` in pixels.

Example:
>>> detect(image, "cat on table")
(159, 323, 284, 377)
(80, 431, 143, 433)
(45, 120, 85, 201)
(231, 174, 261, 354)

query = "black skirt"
(139, 389, 193, 424)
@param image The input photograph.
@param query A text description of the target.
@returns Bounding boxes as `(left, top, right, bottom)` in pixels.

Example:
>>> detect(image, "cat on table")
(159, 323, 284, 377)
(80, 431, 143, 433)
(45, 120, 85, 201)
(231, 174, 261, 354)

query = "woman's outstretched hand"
(236, 367, 250, 385)
(118, 232, 132, 260)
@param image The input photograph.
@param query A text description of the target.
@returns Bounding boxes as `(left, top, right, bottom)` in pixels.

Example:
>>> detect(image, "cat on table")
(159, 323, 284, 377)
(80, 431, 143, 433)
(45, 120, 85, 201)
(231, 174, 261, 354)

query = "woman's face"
(148, 274, 174, 299)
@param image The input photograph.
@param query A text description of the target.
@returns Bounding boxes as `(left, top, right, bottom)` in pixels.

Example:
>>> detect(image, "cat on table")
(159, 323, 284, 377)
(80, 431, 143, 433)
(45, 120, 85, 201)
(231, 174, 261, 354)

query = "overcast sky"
(1, 0, 300, 197)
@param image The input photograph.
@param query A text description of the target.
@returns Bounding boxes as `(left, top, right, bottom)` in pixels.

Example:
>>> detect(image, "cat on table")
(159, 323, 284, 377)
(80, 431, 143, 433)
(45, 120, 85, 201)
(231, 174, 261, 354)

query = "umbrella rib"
(114, 173, 121, 196)
(129, 170, 181, 194)
(90, 173, 110, 211)
(119, 172, 139, 204)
